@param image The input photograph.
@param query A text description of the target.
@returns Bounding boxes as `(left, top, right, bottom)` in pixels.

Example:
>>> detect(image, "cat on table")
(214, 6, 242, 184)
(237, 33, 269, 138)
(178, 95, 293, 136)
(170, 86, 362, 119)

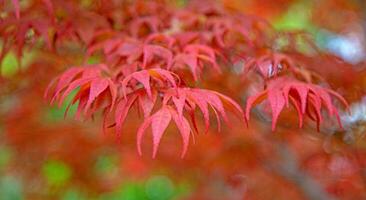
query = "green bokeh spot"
(273, 2, 313, 31)
(86, 56, 101, 65)
(99, 182, 147, 200)
(98, 177, 193, 200)
(174, 181, 193, 199)
(1, 52, 18, 78)
(0, 176, 23, 200)
(0, 147, 12, 169)
(42, 160, 72, 186)
(119, 183, 147, 200)
(145, 176, 175, 200)
(61, 189, 86, 200)
(94, 155, 118, 175)
(0, 51, 34, 78)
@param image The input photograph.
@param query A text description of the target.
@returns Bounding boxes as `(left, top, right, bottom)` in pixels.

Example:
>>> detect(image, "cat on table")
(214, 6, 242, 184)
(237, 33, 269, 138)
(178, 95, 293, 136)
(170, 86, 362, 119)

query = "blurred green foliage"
(0, 176, 23, 200)
(61, 189, 86, 200)
(274, 1, 313, 31)
(44, 90, 79, 122)
(0, 147, 12, 170)
(42, 160, 72, 186)
(0, 51, 34, 78)
(94, 155, 119, 175)
(145, 176, 175, 200)
(96, 175, 191, 200)
(86, 56, 102, 65)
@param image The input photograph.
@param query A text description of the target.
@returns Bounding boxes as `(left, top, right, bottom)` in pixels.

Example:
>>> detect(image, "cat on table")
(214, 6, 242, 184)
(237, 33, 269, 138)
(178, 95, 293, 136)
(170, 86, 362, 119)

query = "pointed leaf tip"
(151, 107, 172, 158)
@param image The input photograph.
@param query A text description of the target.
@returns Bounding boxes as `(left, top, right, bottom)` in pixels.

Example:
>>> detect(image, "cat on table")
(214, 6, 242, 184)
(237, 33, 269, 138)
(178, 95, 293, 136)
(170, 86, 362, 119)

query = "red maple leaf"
(242, 52, 296, 79)
(45, 64, 117, 119)
(136, 87, 245, 158)
(246, 77, 349, 131)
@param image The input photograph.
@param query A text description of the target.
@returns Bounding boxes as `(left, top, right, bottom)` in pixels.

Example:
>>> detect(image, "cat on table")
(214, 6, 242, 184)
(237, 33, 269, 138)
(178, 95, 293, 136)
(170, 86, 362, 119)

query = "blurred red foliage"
(1, 0, 366, 199)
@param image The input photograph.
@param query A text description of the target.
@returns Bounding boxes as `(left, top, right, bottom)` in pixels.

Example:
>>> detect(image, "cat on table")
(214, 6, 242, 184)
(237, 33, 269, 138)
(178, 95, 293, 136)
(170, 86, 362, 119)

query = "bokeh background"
(1, 0, 366, 199)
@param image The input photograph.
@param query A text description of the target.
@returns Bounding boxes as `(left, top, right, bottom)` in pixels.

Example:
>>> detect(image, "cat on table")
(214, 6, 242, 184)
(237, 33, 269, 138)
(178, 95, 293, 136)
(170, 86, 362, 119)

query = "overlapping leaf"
(45, 64, 117, 119)
(113, 89, 158, 137)
(173, 44, 221, 80)
(163, 87, 245, 133)
(115, 85, 244, 157)
(130, 16, 161, 38)
(0, 18, 53, 60)
(121, 68, 178, 99)
(243, 52, 296, 79)
(245, 77, 349, 131)
(135, 87, 245, 158)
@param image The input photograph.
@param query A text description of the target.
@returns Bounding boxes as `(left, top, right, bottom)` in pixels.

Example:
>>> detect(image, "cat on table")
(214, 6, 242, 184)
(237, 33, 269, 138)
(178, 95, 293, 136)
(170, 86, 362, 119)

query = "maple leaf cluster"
(1, 0, 349, 157)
